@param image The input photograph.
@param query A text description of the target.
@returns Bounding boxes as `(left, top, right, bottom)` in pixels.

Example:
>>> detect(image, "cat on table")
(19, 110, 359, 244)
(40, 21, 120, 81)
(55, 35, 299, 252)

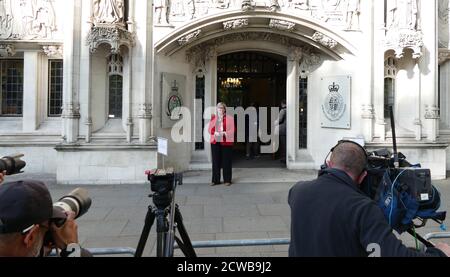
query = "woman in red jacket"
(208, 102, 235, 186)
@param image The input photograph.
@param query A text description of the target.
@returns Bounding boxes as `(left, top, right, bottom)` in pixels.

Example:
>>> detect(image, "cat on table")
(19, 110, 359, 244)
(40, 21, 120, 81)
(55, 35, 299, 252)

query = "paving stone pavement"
(4, 170, 450, 257)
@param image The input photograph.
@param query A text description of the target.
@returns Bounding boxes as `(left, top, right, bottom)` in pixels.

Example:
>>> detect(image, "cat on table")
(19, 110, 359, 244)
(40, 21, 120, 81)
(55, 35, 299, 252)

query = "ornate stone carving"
(268, 0, 280, 12)
(62, 103, 81, 119)
(361, 104, 375, 120)
(241, 0, 252, 11)
(0, 0, 59, 40)
(0, 44, 16, 57)
(155, 0, 171, 25)
(439, 49, 450, 65)
(178, 29, 201, 46)
(223, 19, 248, 30)
(186, 44, 217, 73)
(43, 45, 63, 58)
(86, 25, 135, 54)
(386, 0, 419, 30)
(138, 103, 153, 119)
(439, 0, 450, 48)
(299, 50, 322, 73)
(385, 29, 423, 59)
(425, 105, 440, 120)
(269, 19, 295, 32)
(92, 0, 125, 26)
(345, 0, 360, 31)
(312, 32, 338, 49)
(288, 46, 303, 62)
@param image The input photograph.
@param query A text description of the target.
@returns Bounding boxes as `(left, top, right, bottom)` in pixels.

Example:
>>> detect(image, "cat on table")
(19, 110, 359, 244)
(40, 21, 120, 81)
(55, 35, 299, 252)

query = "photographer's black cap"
(0, 180, 66, 234)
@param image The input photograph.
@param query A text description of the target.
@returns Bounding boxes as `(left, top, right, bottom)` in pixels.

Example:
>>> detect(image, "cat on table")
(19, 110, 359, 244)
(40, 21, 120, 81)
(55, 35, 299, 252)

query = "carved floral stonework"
(186, 44, 217, 73)
(223, 19, 248, 30)
(385, 29, 423, 59)
(178, 29, 202, 46)
(0, 44, 16, 57)
(138, 103, 153, 119)
(425, 105, 440, 120)
(439, 49, 450, 65)
(269, 19, 295, 32)
(86, 25, 135, 54)
(185, 32, 321, 73)
(312, 32, 337, 49)
(42, 45, 63, 58)
(439, 0, 450, 48)
(288, 46, 303, 61)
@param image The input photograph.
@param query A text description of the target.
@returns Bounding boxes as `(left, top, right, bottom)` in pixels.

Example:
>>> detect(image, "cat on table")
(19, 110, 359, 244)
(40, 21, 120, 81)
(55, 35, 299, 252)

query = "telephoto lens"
(0, 154, 26, 175)
(52, 188, 92, 227)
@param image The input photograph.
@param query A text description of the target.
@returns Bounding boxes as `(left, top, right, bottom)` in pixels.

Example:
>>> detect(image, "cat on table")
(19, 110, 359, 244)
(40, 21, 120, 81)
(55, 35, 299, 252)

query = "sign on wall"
(161, 73, 186, 129)
(320, 76, 351, 129)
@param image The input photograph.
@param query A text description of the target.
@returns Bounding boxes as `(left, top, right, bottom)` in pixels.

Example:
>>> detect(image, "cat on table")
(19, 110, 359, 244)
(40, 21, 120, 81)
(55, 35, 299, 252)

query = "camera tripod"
(135, 173, 196, 257)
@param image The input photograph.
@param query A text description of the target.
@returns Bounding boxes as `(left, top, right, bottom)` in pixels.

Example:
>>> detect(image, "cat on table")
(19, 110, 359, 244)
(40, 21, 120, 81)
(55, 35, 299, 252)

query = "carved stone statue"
(269, 0, 280, 11)
(345, 0, 360, 30)
(92, 0, 125, 25)
(33, 0, 57, 37)
(386, 0, 418, 30)
(155, 0, 171, 25)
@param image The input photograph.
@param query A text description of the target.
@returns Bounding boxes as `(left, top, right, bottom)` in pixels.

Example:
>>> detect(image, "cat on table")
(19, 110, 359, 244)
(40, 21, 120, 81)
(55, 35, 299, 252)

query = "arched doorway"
(217, 51, 287, 168)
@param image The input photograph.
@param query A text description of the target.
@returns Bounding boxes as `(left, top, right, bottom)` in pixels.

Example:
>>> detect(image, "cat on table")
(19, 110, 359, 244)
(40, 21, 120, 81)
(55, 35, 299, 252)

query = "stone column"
(134, 0, 153, 144)
(286, 47, 302, 166)
(374, 0, 386, 141)
(360, 0, 375, 141)
(62, 0, 81, 143)
(421, 0, 439, 142)
(80, 0, 93, 143)
(23, 51, 40, 132)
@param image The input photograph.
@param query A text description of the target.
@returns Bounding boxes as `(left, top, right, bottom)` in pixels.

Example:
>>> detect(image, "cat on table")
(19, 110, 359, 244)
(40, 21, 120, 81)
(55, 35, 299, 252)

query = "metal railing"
(57, 233, 450, 256)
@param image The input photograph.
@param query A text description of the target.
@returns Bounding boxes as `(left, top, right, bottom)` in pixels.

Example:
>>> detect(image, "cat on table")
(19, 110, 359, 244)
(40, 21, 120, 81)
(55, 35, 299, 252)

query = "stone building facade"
(0, 0, 449, 184)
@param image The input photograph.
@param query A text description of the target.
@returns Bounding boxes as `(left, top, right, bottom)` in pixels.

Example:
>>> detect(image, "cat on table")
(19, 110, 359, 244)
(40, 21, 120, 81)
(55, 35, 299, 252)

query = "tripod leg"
(174, 205, 197, 257)
(135, 206, 156, 257)
(156, 209, 168, 257)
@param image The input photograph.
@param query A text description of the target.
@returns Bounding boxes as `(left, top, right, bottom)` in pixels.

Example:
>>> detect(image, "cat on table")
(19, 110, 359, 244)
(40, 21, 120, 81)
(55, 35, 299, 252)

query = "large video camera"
(0, 154, 26, 175)
(361, 108, 446, 239)
(147, 168, 182, 209)
(136, 168, 196, 257)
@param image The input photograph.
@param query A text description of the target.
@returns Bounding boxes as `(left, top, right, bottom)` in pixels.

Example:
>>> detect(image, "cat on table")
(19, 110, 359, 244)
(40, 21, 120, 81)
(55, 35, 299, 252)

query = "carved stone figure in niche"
(155, 0, 171, 25)
(93, 0, 125, 25)
(33, 0, 57, 37)
(186, 0, 195, 19)
(0, 0, 12, 32)
(386, 0, 418, 30)
(345, 0, 360, 30)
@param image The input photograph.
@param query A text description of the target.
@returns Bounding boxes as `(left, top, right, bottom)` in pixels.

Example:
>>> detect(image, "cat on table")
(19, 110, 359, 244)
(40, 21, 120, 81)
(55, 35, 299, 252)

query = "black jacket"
(288, 168, 446, 257)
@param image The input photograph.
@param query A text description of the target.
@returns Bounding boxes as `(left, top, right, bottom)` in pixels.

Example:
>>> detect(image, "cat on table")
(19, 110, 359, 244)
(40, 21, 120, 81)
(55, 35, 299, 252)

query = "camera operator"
(0, 180, 89, 257)
(288, 141, 450, 257)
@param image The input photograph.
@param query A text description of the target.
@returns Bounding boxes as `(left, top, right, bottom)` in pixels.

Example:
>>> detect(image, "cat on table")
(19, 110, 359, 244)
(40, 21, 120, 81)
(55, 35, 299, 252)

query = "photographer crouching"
(0, 180, 91, 257)
(288, 141, 450, 257)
